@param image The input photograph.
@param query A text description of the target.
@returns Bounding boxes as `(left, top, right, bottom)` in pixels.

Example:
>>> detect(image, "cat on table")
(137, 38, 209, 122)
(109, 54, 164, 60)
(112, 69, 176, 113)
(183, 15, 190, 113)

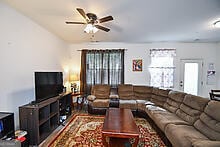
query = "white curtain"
(149, 49, 176, 88)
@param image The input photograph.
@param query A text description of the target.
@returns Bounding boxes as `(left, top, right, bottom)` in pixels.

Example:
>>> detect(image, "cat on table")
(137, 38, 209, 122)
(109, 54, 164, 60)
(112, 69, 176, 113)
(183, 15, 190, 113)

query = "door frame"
(180, 59, 203, 95)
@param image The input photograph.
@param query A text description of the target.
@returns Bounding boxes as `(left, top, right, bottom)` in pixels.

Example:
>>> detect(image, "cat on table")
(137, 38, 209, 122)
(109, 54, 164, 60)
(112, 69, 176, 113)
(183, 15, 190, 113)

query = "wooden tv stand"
(19, 92, 72, 145)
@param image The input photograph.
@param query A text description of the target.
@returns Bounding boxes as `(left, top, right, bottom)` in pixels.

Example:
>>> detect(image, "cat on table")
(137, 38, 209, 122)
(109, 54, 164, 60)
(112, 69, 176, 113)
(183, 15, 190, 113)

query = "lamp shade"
(69, 73, 79, 82)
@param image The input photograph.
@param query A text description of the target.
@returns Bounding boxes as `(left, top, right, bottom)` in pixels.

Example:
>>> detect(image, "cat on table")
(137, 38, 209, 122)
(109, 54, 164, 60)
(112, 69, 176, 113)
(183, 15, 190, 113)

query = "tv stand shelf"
(19, 92, 72, 145)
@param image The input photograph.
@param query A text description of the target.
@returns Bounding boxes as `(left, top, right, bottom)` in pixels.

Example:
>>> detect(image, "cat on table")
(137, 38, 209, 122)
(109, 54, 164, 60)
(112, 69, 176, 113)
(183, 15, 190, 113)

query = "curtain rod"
(77, 49, 127, 51)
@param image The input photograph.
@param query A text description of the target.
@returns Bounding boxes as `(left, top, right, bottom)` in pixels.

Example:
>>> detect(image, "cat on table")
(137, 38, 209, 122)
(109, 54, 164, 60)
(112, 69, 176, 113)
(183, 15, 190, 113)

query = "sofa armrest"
(109, 94, 119, 99)
(87, 95, 96, 101)
(145, 101, 155, 105)
(192, 140, 220, 147)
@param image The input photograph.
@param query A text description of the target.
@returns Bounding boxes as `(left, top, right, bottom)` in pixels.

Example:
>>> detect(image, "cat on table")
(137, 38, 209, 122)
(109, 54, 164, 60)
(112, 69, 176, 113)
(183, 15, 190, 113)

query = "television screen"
(35, 72, 63, 102)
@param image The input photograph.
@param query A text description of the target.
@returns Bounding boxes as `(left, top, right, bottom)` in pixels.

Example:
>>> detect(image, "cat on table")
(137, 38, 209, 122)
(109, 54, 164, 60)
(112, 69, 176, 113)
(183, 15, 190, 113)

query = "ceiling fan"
(66, 8, 113, 33)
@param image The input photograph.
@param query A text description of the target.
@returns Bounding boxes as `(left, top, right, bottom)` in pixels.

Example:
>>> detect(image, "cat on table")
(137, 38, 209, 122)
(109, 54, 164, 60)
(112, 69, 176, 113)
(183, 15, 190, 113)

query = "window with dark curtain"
(80, 49, 124, 94)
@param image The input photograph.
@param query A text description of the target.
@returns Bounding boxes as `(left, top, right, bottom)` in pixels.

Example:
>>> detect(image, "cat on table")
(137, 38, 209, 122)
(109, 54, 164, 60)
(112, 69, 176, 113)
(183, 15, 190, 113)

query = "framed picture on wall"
(133, 59, 142, 71)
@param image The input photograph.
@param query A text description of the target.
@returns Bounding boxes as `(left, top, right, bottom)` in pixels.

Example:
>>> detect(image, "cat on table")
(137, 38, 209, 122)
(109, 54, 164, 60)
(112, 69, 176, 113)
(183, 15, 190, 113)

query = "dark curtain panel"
(80, 49, 124, 94)
(80, 50, 87, 93)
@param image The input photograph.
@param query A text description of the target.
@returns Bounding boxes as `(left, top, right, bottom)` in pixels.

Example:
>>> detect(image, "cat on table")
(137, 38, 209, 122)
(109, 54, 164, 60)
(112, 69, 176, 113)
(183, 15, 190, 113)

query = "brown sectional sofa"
(87, 84, 111, 114)
(87, 84, 220, 147)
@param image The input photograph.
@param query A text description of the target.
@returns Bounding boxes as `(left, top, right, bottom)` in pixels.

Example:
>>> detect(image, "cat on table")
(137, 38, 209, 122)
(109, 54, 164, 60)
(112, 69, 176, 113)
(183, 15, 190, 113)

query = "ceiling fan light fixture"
(66, 8, 112, 33)
(84, 24, 98, 33)
(214, 20, 220, 28)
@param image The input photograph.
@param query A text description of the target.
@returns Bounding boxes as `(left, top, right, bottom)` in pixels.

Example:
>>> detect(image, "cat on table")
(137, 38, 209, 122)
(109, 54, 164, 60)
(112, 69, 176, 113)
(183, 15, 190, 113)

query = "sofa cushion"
(151, 112, 189, 131)
(150, 88, 169, 107)
(169, 90, 186, 102)
(145, 105, 167, 118)
(192, 140, 220, 147)
(119, 99, 137, 109)
(176, 94, 209, 125)
(92, 84, 111, 99)
(158, 88, 170, 97)
(136, 100, 149, 111)
(133, 86, 152, 100)
(118, 84, 134, 100)
(165, 124, 208, 147)
(90, 99, 110, 108)
(194, 101, 220, 141)
(163, 91, 186, 113)
(146, 105, 166, 112)
(152, 87, 159, 95)
(151, 95, 167, 107)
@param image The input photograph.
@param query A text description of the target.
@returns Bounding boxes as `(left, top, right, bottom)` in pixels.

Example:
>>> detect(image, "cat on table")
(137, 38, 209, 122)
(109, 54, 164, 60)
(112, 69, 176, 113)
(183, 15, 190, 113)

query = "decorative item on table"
(59, 115, 67, 123)
(15, 130, 27, 139)
(69, 72, 79, 93)
(15, 130, 27, 143)
(133, 59, 142, 71)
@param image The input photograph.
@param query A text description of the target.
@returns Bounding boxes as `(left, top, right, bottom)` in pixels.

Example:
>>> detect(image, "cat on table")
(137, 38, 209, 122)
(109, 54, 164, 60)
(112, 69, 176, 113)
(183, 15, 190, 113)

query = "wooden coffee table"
(102, 108, 140, 147)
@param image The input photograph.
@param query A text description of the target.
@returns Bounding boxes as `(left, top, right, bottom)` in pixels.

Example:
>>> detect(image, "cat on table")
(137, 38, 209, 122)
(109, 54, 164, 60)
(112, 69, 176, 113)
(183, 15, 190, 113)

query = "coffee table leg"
(132, 137, 139, 147)
(102, 134, 109, 147)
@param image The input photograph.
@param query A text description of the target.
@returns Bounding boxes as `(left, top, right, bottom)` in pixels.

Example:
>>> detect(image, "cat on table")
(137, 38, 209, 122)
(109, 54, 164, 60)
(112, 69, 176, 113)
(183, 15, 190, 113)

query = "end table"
(72, 92, 87, 111)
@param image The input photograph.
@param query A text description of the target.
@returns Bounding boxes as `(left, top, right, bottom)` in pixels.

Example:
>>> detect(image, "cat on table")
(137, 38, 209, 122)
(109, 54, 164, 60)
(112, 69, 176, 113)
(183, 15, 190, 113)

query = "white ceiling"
(2, 0, 220, 43)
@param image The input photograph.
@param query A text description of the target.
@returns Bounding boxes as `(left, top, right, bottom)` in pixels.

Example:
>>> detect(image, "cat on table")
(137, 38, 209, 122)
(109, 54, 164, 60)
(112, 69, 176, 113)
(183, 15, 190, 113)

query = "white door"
(180, 59, 203, 95)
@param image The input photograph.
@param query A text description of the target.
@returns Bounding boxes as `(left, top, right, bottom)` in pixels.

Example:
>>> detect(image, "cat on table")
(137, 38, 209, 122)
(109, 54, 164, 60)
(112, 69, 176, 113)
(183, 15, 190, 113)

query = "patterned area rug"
(49, 114, 166, 147)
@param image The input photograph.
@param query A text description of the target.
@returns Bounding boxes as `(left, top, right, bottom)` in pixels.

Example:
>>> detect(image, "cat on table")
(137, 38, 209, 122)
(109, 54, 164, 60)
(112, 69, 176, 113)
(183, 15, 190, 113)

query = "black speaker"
(0, 112, 15, 139)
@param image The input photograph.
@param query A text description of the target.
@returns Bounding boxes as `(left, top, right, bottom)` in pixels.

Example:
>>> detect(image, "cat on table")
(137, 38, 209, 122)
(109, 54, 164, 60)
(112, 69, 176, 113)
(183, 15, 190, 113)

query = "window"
(149, 49, 176, 88)
(80, 49, 124, 94)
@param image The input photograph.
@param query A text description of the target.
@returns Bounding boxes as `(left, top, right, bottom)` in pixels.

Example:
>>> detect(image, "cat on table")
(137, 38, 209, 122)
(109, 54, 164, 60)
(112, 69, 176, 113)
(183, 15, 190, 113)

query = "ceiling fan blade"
(66, 21, 86, 24)
(95, 25, 110, 32)
(99, 16, 113, 23)
(76, 8, 87, 20)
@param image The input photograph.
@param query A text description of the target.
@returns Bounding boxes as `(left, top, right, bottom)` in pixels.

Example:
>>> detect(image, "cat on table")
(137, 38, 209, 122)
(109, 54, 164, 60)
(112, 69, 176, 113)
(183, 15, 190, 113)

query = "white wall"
(217, 43, 220, 88)
(68, 42, 219, 98)
(0, 2, 68, 128)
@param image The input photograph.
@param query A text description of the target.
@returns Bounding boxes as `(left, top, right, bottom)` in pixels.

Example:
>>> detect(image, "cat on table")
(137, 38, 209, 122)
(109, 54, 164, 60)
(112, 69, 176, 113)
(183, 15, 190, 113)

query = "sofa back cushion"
(91, 84, 111, 99)
(194, 101, 220, 140)
(151, 88, 170, 106)
(164, 91, 186, 113)
(176, 94, 209, 125)
(118, 84, 134, 100)
(133, 86, 152, 100)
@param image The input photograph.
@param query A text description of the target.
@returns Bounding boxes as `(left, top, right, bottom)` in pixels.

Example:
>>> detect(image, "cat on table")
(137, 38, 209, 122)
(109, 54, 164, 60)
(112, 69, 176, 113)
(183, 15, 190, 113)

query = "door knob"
(180, 81, 183, 87)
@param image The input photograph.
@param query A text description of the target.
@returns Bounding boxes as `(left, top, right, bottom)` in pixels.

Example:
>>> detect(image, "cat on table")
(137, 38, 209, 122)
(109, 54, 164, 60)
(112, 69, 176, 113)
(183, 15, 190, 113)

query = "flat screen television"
(35, 72, 63, 102)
